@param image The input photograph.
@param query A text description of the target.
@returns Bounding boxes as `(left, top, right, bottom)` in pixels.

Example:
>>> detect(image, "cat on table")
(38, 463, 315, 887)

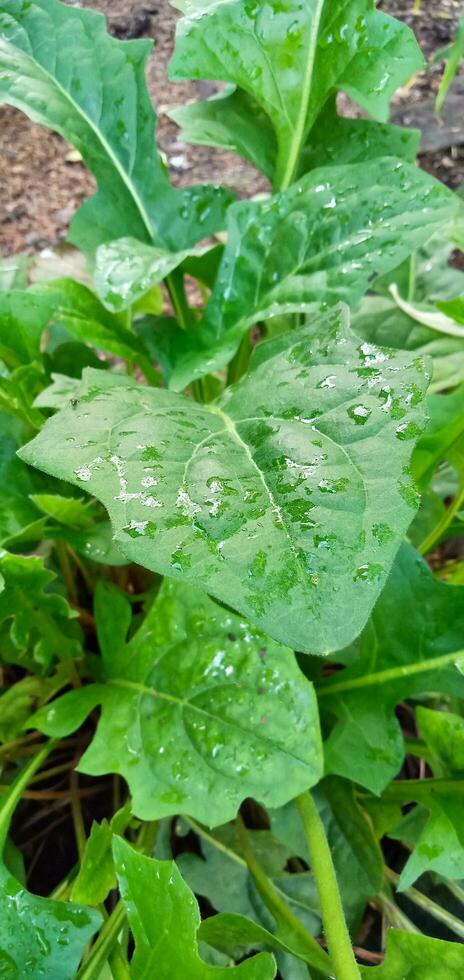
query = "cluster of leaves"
(1, 0, 464, 976)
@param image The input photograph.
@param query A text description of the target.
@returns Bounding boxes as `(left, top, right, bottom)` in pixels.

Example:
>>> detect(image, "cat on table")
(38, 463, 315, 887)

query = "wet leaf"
(0, 0, 233, 256)
(170, 0, 423, 187)
(20, 306, 429, 653)
(0, 291, 51, 368)
(321, 544, 464, 793)
(165, 159, 462, 389)
(32, 579, 322, 825)
(113, 837, 276, 979)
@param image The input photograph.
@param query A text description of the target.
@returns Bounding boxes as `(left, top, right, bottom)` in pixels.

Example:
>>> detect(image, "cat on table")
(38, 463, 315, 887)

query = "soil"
(0, 0, 464, 257)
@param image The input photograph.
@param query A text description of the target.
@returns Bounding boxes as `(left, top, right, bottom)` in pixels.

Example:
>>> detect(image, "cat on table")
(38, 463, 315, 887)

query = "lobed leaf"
(32, 579, 322, 825)
(113, 837, 276, 978)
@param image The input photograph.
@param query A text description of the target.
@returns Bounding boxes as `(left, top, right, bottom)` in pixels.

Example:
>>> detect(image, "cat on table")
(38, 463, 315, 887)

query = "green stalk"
(166, 269, 194, 330)
(295, 792, 361, 980)
(0, 740, 55, 850)
(76, 902, 126, 980)
(385, 867, 464, 939)
(317, 649, 464, 697)
(360, 777, 464, 803)
(419, 483, 464, 555)
(236, 815, 331, 976)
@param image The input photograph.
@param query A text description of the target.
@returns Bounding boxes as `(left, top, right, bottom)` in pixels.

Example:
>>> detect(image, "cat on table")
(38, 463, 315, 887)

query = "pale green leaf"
(20, 306, 430, 653)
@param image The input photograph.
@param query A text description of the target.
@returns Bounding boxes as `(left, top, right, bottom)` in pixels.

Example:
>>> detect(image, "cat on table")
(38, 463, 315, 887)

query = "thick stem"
(295, 792, 361, 980)
(236, 815, 331, 976)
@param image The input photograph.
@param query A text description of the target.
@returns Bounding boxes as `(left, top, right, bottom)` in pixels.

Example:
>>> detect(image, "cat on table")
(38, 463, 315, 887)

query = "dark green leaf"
(321, 544, 464, 793)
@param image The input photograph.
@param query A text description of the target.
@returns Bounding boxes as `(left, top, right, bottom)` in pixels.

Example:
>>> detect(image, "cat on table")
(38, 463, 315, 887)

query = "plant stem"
(166, 270, 194, 330)
(0, 740, 55, 850)
(70, 771, 86, 860)
(236, 814, 331, 976)
(295, 792, 361, 980)
(385, 867, 464, 939)
(317, 649, 464, 697)
(76, 902, 126, 980)
(360, 777, 464, 803)
(419, 483, 464, 555)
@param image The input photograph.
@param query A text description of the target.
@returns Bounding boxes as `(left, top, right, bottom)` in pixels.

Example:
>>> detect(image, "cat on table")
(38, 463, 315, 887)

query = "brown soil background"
(1, 0, 463, 258)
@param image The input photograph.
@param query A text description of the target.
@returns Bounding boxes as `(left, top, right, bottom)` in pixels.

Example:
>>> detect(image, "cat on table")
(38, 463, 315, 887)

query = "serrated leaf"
(391, 784, 464, 891)
(169, 0, 423, 187)
(113, 838, 276, 979)
(32, 579, 322, 825)
(0, 0, 233, 256)
(321, 544, 464, 793)
(164, 159, 462, 389)
(359, 929, 464, 977)
(20, 306, 429, 653)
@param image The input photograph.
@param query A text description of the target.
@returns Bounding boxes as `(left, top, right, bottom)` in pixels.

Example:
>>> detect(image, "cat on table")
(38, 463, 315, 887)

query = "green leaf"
(390, 783, 464, 890)
(300, 97, 420, 172)
(168, 86, 277, 181)
(417, 705, 464, 774)
(321, 544, 464, 793)
(0, 410, 45, 547)
(32, 579, 322, 825)
(198, 913, 321, 975)
(352, 296, 464, 394)
(0, 669, 68, 743)
(412, 385, 464, 487)
(0, 552, 82, 669)
(113, 837, 276, 979)
(30, 494, 95, 529)
(31, 279, 151, 363)
(169, 0, 423, 187)
(435, 14, 464, 113)
(165, 159, 462, 389)
(94, 238, 197, 313)
(359, 929, 464, 977)
(20, 306, 430, 653)
(70, 820, 116, 906)
(0, 0, 233, 256)
(0, 291, 51, 367)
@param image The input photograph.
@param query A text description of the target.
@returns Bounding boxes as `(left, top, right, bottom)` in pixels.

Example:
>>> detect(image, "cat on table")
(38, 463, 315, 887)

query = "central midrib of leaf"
(0, 24, 154, 241)
(108, 678, 311, 766)
(279, 0, 325, 189)
(207, 405, 309, 582)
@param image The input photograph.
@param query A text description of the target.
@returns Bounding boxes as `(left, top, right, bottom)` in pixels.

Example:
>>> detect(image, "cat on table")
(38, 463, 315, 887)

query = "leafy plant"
(1, 0, 464, 976)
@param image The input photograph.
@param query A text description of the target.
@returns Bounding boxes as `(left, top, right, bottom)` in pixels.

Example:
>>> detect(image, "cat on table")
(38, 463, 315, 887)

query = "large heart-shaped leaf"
(321, 544, 464, 793)
(32, 579, 322, 825)
(20, 306, 430, 653)
(164, 158, 462, 389)
(0, 0, 233, 255)
(113, 838, 276, 979)
(169, 0, 423, 187)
